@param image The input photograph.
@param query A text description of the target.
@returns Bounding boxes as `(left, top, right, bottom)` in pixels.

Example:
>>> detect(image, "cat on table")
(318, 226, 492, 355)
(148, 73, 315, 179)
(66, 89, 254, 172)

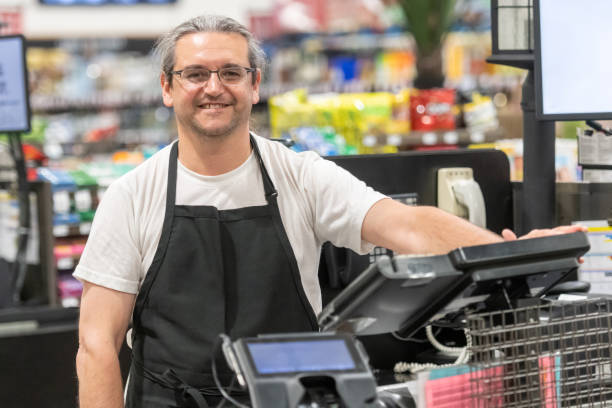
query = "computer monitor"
(319, 232, 590, 337)
(535, 0, 612, 120)
(0, 35, 31, 133)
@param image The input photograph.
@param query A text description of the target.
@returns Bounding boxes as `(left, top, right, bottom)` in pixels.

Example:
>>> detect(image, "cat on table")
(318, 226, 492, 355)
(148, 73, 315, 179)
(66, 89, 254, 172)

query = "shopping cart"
(467, 298, 612, 407)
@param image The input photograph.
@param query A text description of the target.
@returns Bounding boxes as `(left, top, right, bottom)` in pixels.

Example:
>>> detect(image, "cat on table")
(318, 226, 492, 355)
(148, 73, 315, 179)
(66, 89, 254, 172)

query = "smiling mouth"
(199, 103, 230, 109)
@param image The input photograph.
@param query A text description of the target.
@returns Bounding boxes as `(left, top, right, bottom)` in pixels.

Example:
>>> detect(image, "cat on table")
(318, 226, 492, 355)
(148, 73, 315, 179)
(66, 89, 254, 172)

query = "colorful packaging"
(410, 88, 456, 131)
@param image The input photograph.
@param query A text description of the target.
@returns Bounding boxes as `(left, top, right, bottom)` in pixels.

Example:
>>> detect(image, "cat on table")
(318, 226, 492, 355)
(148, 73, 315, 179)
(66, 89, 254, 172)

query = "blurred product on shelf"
(269, 87, 499, 153)
(290, 127, 359, 156)
(27, 43, 159, 100)
(462, 92, 498, 131)
(23, 41, 174, 164)
(259, 31, 523, 101)
(410, 88, 456, 131)
(269, 88, 404, 153)
(249, 0, 404, 40)
(32, 154, 161, 307)
(470, 138, 579, 183)
(57, 273, 82, 308)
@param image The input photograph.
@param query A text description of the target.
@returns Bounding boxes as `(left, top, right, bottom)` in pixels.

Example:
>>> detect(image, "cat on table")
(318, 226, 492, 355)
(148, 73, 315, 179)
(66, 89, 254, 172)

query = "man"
(74, 14, 582, 408)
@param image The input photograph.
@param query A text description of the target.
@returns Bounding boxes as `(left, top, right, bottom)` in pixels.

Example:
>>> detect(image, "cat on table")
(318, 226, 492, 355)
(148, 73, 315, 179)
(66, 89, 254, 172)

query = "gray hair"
(154, 15, 266, 85)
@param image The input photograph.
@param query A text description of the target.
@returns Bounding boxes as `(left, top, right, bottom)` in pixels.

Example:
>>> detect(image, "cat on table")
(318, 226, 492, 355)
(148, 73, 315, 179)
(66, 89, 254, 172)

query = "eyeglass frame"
(169, 66, 258, 86)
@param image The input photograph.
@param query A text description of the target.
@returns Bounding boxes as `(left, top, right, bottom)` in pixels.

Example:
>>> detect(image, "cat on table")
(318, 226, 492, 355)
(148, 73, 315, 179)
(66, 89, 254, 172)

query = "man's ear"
(251, 69, 261, 105)
(161, 73, 174, 107)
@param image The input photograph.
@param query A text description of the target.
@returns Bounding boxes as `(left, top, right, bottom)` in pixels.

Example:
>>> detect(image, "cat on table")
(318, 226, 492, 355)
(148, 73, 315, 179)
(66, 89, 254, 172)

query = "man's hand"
(501, 225, 588, 241)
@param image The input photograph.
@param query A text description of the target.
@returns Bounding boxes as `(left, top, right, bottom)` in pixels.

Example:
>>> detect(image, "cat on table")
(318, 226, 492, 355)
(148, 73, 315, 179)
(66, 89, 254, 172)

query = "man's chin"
(193, 124, 237, 139)
(179, 116, 245, 139)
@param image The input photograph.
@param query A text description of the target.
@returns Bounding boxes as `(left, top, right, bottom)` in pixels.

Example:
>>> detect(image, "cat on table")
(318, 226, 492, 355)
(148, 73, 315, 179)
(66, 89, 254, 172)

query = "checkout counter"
(220, 231, 589, 407)
(0, 149, 603, 407)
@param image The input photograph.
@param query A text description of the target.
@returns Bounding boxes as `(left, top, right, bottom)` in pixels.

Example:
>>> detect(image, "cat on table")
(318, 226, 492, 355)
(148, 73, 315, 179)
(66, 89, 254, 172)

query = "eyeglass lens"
(181, 67, 248, 85)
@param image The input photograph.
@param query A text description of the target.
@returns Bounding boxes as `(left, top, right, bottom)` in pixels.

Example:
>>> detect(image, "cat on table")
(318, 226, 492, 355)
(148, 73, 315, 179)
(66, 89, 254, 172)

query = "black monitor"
(319, 232, 590, 337)
(535, 0, 612, 120)
(0, 35, 31, 133)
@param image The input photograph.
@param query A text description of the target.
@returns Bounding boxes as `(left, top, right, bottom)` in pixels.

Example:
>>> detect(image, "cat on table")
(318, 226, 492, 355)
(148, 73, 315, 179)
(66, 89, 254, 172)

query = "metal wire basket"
(467, 298, 612, 407)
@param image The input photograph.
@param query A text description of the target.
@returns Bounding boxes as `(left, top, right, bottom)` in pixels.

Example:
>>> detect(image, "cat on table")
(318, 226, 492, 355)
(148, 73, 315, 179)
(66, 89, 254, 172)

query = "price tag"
(57, 257, 74, 270)
(79, 222, 92, 235)
(362, 135, 377, 147)
(61, 298, 80, 308)
(470, 131, 485, 143)
(443, 131, 459, 145)
(54, 225, 69, 237)
(74, 190, 92, 212)
(422, 132, 437, 145)
(386, 134, 402, 146)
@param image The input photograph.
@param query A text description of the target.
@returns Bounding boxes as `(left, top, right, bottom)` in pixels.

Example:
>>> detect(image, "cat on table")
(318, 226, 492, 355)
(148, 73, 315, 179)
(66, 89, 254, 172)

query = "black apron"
(125, 137, 319, 407)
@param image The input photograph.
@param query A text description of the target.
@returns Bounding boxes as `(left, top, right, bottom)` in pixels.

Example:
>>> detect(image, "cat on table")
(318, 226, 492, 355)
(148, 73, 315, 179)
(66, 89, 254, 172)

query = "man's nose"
(202, 72, 223, 96)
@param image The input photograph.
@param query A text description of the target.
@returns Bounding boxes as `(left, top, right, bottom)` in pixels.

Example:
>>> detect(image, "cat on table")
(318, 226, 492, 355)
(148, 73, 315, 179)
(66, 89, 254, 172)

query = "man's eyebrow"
(178, 63, 245, 70)
(221, 63, 244, 68)
(181, 64, 206, 70)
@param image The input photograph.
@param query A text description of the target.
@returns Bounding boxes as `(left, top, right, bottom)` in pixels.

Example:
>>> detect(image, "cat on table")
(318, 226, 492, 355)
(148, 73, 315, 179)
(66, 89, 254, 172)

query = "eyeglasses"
(170, 66, 256, 86)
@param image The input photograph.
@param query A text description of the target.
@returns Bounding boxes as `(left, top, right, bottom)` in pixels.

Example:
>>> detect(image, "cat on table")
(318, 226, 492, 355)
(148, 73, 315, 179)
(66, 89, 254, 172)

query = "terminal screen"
(247, 339, 356, 374)
(0, 36, 29, 133)
(537, 0, 612, 118)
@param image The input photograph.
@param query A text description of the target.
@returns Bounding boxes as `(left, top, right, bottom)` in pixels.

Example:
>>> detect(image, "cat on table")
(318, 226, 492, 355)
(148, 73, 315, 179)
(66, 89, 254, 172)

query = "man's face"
(161, 32, 261, 140)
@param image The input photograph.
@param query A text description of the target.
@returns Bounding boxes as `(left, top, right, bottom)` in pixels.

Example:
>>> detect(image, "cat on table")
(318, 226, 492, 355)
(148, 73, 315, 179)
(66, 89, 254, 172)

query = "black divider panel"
(321, 149, 513, 369)
(326, 148, 513, 234)
(0, 307, 131, 407)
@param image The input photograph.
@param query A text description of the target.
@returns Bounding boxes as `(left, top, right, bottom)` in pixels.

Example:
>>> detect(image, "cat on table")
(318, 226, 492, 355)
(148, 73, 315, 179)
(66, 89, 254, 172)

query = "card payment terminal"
(222, 332, 379, 408)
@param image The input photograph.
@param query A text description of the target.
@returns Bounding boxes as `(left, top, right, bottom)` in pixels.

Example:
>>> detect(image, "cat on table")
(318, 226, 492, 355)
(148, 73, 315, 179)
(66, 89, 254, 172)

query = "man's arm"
(361, 198, 503, 255)
(76, 282, 135, 408)
(362, 198, 587, 255)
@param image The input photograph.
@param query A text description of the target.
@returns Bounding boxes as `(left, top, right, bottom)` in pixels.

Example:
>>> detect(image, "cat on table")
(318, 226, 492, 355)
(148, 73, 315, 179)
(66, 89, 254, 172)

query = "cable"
(425, 325, 464, 356)
(215, 377, 237, 408)
(391, 326, 441, 343)
(212, 335, 250, 408)
(393, 326, 472, 374)
(586, 120, 612, 136)
(391, 331, 430, 343)
(7, 133, 30, 305)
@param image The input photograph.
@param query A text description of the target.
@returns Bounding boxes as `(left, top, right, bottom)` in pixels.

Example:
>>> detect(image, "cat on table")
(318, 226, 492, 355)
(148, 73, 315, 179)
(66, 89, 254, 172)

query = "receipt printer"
(222, 332, 378, 408)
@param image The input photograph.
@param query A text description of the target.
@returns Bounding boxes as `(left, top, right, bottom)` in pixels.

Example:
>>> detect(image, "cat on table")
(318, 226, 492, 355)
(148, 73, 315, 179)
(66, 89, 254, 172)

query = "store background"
(1, 1, 611, 407)
(0, 0, 592, 342)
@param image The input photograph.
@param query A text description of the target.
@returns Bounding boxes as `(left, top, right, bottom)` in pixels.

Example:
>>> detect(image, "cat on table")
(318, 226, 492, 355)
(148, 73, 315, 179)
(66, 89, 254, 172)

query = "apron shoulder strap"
(250, 134, 278, 201)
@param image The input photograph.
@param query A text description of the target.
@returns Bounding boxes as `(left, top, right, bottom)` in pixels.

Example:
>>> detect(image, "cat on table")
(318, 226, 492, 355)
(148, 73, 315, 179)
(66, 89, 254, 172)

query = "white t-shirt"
(73, 134, 387, 314)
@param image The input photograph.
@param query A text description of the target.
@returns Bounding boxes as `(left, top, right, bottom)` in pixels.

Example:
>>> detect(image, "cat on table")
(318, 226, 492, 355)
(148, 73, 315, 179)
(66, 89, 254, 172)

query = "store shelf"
(259, 80, 412, 102)
(299, 32, 413, 53)
(362, 126, 505, 149)
(30, 90, 162, 113)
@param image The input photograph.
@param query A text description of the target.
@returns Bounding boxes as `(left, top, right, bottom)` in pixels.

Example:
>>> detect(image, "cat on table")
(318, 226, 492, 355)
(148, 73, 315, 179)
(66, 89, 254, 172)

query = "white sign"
(537, 0, 612, 119)
(0, 35, 30, 133)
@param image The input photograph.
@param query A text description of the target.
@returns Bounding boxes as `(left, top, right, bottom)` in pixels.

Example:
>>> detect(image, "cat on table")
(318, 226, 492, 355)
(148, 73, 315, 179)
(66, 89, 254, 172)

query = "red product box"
(410, 88, 456, 131)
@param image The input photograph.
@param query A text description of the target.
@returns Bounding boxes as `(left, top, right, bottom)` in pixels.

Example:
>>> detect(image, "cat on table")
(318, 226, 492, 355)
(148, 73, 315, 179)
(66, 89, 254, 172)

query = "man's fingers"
(517, 224, 588, 240)
(552, 225, 588, 233)
(502, 229, 518, 241)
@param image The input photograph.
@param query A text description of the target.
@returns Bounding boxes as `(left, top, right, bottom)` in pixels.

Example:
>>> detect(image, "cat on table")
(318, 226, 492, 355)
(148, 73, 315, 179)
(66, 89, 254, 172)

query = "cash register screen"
(247, 339, 356, 374)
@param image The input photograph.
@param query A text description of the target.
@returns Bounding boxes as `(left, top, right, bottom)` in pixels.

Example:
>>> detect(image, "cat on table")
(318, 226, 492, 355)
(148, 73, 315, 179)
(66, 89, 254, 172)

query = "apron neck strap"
(250, 134, 278, 201)
(167, 141, 179, 208)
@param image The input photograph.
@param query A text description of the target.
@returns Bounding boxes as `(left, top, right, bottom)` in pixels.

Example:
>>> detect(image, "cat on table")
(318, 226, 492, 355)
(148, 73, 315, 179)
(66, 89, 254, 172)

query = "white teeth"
(201, 104, 226, 109)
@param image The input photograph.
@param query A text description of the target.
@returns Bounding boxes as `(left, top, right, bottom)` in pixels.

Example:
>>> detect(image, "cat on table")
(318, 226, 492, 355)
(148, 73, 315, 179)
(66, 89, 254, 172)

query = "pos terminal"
(221, 332, 379, 407)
